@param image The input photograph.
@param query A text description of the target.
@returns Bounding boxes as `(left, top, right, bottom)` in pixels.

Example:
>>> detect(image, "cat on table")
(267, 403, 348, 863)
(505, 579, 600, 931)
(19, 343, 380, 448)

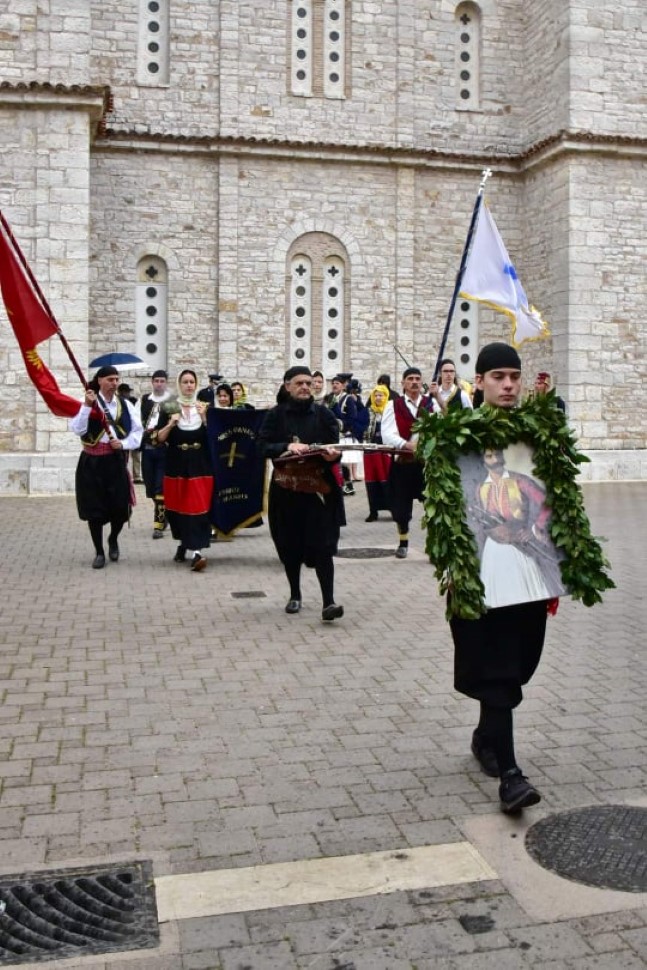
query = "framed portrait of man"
(457, 442, 568, 609)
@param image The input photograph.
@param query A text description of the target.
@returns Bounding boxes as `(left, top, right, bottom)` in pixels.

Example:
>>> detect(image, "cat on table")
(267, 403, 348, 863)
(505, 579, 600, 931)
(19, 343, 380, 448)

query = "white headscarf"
(176, 369, 203, 431)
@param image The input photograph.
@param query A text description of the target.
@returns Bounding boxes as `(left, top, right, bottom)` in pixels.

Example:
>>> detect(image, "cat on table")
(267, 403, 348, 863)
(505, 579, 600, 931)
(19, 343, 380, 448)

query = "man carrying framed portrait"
(417, 342, 613, 816)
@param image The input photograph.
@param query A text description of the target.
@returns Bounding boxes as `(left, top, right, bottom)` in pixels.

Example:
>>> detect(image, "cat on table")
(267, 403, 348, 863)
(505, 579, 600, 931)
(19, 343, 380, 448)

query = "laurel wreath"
(415, 394, 615, 620)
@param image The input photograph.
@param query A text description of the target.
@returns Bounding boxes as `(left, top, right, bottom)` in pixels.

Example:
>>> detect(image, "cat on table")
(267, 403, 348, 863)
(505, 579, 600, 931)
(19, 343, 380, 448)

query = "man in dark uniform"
(259, 365, 345, 621)
(69, 366, 143, 568)
(449, 342, 549, 815)
(197, 372, 224, 407)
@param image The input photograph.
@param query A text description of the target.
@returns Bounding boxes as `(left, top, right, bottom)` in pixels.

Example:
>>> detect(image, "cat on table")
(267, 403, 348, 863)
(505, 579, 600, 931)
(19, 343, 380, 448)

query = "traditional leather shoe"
(365, 512, 378, 522)
(191, 553, 207, 572)
(395, 545, 408, 559)
(285, 599, 301, 614)
(92, 554, 105, 569)
(322, 603, 344, 622)
(499, 769, 541, 815)
(342, 484, 355, 496)
(471, 731, 499, 778)
(173, 545, 187, 563)
(108, 541, 119, 562)
(152, 529, 164, 539)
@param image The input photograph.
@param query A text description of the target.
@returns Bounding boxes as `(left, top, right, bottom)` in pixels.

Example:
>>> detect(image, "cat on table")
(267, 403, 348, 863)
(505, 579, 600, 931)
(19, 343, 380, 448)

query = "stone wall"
(0, 0, 645, 492)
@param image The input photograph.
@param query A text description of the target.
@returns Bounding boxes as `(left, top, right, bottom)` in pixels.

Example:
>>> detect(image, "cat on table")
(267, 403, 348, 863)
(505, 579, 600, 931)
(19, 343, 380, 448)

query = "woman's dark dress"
(163, 423, 214, 550)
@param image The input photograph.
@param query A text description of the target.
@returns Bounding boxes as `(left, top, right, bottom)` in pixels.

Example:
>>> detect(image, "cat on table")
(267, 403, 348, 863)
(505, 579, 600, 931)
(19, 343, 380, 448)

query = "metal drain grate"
(0, 861, 159, 965)
(335, 548, 396, 559)
(526, 805, 647, 892)
(231, 590, 267, 598)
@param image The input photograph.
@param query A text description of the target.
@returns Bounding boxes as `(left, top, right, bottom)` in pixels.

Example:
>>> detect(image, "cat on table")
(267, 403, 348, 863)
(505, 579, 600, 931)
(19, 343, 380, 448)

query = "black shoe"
(191, 553, 207, 572)
(342, 484, 355, 496)
(322, 603, 344, 622)
(499, 769, 541, 815)
(152, 529, 165, 539)
(173, 545, 187, 563)
(395, 545, 408, 559)
(108, 540, 119, 562)
(471, 731, 499, 778)
(285, 599, 301, 614)
(92, 554, 105, 569)
(365, 512, 378, 522)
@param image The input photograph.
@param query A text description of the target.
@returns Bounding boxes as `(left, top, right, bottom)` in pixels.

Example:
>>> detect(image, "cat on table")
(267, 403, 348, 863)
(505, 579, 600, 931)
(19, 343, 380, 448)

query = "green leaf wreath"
(415, 393, 615, 620)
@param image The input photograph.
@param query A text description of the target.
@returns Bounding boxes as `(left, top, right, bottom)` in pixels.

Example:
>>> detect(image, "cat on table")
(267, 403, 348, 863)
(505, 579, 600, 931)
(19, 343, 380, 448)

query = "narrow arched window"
(289, 255, 313, 364)
(136, 256, 168, 370)
(321, 257, 344, 368)
(290, 0, 314, 96)
(455, 2, 481, 110)
(286, 234, 349, 375)
(137, 0, 170, 86)
(453, 298, 479, 378)
(323, 0, 345, 100)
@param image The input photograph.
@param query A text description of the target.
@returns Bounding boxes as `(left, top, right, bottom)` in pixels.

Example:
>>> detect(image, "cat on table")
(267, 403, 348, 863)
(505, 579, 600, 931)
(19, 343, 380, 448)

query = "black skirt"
(450, 600, 548, 708)
(75, 451, 131, 525)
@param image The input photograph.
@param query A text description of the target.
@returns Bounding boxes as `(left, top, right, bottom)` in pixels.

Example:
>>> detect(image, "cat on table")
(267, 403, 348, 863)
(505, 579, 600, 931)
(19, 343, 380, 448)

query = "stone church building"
(0, 0, 645, 492)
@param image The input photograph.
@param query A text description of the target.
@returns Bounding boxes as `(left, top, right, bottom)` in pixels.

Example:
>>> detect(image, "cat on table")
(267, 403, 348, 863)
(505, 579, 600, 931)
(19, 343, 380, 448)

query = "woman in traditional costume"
(362, 383, 392, 522)
(156, 369, 213, 571)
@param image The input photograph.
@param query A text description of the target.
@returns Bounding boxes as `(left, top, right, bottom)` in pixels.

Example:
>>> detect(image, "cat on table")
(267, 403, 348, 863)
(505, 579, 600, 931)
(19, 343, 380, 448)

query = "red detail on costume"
(393, 395, 430, 440)
(164, 475, 214, 515)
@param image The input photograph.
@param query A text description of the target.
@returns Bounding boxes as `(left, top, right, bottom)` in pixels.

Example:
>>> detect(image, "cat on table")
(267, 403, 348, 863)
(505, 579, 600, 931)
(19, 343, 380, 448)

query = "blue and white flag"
(460, 202, 550, 347)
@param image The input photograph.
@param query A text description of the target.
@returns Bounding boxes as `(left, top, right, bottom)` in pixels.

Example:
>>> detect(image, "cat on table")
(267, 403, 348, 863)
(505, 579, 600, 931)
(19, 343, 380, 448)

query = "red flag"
(0, 216, 81, 418)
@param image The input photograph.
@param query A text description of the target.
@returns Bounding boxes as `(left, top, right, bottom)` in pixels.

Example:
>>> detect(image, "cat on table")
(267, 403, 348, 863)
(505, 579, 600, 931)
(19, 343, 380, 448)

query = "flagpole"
(431, 167, 492, 383)
(0, 209, 88, 389)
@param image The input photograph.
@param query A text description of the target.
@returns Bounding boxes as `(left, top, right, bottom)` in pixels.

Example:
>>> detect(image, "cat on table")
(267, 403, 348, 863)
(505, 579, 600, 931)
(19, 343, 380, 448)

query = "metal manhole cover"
(526, 805, 647, 892)
(335, 548, 395, 559)
(0, 861, 159, 965)
(231, 590, 267, 598)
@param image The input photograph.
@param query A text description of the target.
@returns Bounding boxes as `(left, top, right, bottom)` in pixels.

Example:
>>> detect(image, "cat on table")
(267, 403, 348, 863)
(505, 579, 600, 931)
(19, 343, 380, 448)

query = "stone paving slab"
(1, 483, 647, 967)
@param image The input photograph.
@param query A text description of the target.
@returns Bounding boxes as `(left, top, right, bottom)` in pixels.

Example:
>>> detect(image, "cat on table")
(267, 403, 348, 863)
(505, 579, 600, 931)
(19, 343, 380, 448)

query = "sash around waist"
(82, 442, 115, 456)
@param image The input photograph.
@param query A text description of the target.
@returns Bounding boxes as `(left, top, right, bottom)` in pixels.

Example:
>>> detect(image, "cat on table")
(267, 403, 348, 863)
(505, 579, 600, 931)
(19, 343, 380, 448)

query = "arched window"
(289, 0, 348, 100)
(286, 234, 349, 374)
(137, 0, 170, 86)
(453, 298, 479, 378)
(455, 2, 481, 110)
(136, 256, 168, 370)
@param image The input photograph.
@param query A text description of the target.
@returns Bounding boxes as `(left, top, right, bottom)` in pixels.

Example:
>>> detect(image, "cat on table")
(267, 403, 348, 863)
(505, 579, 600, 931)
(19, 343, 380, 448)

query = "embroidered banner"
(206, 408, 268, 537)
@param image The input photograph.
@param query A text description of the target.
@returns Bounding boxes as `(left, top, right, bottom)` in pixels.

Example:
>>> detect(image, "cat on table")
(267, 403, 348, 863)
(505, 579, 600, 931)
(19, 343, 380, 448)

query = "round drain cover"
(526, 805, 647, 892)
(335, 548, 395, 559)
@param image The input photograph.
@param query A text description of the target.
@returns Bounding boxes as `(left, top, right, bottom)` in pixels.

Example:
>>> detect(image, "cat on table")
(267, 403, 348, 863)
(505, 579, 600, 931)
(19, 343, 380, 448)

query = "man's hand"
(109, 438, 123, 450)
(321, 446, 341, 461)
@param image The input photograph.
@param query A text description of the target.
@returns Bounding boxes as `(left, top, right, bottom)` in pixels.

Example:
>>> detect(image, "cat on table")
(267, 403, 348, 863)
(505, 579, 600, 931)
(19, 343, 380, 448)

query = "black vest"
(81, 396, 132, 445)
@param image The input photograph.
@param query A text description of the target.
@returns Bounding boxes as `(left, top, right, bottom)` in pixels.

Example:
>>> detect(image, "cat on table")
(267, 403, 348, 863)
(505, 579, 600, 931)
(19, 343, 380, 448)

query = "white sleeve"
(69, 403, 91, 437)
(122, 399, 143, 450)
(380, 401, 407, 450)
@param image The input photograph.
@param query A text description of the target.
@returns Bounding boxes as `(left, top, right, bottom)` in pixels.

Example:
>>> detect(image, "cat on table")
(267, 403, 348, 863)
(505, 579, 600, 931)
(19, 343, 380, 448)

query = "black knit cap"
(283, 365, 312, 383)
(332, 372, 352, 383)
(475, 342, 521, 375)
(94, 365, 119, 380)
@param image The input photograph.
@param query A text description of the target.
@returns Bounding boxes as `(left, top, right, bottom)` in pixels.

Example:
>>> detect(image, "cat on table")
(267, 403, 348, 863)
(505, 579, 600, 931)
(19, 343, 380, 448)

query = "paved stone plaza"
(1, 481, 646, 969)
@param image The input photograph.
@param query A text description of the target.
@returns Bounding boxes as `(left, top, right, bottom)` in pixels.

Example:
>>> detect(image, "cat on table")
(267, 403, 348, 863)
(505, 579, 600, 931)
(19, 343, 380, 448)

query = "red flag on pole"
(0, 215, 81, 418)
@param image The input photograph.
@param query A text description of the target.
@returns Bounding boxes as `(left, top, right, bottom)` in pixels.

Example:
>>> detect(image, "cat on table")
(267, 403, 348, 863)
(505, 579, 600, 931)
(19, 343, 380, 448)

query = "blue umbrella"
(89, 352, 146, 372)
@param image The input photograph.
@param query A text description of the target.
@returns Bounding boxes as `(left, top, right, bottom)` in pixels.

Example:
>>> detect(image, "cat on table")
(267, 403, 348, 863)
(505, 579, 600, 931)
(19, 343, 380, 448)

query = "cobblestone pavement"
(1, 481, 646, 969)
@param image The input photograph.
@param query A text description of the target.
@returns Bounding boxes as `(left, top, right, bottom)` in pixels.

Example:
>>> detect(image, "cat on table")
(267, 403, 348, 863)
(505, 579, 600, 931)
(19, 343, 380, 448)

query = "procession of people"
(68, 348, 610, 818)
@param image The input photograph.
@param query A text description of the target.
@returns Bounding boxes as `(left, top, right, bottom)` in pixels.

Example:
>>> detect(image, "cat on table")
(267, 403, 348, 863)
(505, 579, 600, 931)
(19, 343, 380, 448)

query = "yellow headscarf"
(370, 384, 390, 414)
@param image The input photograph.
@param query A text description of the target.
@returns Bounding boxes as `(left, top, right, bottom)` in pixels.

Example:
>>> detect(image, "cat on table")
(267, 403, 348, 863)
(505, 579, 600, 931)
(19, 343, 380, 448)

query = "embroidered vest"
(81, 396, 132, 446)
(393, 395, 431, 440)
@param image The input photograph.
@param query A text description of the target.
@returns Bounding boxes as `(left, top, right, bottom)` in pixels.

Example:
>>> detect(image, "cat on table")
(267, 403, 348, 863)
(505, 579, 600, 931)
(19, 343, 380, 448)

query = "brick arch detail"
(132, 243, 180, 273)
(272, 219, 363, 278)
